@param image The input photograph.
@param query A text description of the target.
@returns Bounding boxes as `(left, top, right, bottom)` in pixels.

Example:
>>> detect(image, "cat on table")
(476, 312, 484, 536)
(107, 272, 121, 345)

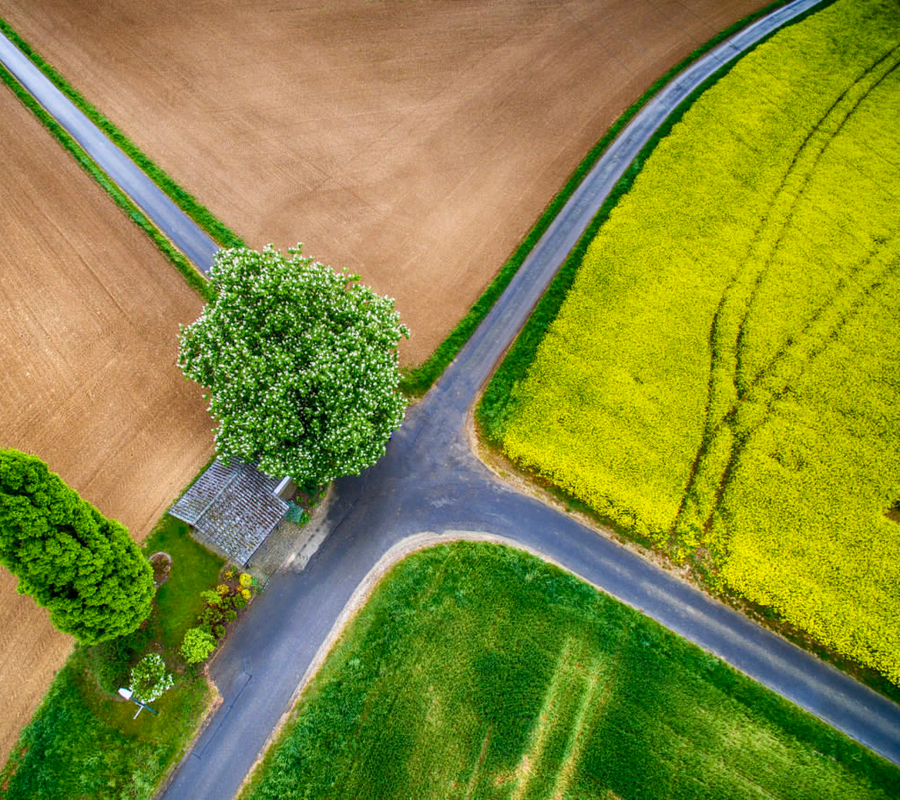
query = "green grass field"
(0, 517, 223, 799)
(481, 0, 900, 682)
(243, 542, 900, 800)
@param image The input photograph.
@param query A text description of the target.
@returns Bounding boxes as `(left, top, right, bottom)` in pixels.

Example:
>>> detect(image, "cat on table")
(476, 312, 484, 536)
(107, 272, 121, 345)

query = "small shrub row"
(181, 568, 258, 664)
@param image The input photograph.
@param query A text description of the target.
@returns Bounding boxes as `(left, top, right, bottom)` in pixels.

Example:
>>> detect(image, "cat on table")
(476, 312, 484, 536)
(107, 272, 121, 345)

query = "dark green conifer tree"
(0, 449, 153, 644)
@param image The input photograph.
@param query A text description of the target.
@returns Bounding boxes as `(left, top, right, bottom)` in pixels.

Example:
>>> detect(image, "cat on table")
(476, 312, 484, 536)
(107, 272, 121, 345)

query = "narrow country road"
(3, 2, 898, 798)
(0, 33, 219, 271)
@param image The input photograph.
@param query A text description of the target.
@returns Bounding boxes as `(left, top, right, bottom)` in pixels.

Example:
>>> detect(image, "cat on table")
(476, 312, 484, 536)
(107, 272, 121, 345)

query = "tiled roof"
(170, 459, 288, 565)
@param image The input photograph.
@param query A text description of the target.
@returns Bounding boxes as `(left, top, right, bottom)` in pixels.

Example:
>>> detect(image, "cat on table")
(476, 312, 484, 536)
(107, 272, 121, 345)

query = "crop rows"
(494, 0, 900, 680)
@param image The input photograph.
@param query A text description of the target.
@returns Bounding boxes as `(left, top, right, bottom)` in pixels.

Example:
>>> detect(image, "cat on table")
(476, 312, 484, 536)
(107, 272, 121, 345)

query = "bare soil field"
(0, 85, 213, 764)
(1, 0, 766, 363)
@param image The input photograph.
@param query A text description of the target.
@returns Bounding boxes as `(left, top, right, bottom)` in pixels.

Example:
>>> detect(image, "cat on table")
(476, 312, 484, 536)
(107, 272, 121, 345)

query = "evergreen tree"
(0, 449, 154, 644)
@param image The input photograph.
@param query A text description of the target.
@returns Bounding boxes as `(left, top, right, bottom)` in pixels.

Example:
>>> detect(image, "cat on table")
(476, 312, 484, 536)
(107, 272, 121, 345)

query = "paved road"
(0, 33, 220, 272)
(4, 1, 898, 797)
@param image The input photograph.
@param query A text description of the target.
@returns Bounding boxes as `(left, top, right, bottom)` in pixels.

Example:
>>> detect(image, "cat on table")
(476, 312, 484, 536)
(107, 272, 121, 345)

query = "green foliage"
(486, 0, 900, 681)
(285, 501, 310, 525)
(179, 245, 409, 486)
(130, 654, 174, 704)
(1, 516, 222, 799)
(0, 449, 154, 644)
(81, 624, 154, 694)
(181, 628, 217, 665)
(200, 589, 224, 607)
(0, 16, 244, 251)
(143, 515, 224, 651)
(398, 0, 797, 396)
(243, 543, 900, 799)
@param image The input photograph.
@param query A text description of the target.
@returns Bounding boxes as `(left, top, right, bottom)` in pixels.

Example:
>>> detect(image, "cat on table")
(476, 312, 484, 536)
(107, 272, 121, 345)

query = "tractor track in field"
(2, 1, 899, 798)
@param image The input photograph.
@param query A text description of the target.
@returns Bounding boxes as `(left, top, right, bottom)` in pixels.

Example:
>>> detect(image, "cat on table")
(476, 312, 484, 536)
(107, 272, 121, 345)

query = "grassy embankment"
(243, 542, 900, 799)
(479, 0, 900, 685)
(0, 516, 223, 800)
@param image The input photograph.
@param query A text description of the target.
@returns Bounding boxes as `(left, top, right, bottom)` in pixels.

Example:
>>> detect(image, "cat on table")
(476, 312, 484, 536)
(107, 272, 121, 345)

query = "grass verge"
(242, 542, 900, 799)
(0, 516, 224, 799)
(0, 61, 213, 301)
(399, 0, 796, 396)
(0, 16, 244, 252)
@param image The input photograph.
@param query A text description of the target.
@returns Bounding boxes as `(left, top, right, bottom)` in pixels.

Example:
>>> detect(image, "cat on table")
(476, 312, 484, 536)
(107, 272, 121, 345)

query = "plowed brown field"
(0, 85, 213, 763)
(1, 0, 766, 363)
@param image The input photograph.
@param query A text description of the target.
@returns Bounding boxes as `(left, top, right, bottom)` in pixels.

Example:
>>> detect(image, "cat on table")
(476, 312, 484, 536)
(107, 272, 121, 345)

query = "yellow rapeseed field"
(500, 0, 900, 680)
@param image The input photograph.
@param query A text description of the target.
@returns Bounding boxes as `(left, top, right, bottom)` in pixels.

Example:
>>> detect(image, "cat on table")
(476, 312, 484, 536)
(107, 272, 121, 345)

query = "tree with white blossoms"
(178, 245, 409, 488)
(130, 654, 174, 704)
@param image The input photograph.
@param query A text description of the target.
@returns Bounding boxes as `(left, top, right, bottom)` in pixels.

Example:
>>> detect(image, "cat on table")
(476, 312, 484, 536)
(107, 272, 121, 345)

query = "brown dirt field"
(1, 0, 767, 364)
(0, 85, 213, 764)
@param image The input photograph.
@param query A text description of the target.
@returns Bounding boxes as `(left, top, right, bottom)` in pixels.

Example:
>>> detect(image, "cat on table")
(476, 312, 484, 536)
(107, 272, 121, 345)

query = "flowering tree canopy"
(178, 245, 409, 488)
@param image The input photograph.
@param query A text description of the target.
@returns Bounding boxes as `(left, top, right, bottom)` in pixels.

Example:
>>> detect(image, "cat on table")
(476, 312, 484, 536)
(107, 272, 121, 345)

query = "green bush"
(130, 654, 174, 704)
(180, 628, 216, 665)
(0, 449, 154, 644)
(200, 589, 223, 607)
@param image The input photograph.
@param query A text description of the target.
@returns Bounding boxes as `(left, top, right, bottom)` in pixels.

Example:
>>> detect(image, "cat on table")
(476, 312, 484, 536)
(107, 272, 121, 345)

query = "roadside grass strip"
(0, 60, 214, 301)
(485, 0, 900, 682)
(242, 542, 900, 799)
(0, 517, 224, 800)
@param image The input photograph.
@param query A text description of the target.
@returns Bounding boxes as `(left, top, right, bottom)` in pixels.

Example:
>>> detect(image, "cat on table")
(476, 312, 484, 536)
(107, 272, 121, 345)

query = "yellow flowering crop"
(500, 0, 900, 680)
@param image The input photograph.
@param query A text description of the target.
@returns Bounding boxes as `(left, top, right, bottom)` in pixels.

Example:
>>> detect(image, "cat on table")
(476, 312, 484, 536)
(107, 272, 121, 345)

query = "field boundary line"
(0, 55, 214, 300)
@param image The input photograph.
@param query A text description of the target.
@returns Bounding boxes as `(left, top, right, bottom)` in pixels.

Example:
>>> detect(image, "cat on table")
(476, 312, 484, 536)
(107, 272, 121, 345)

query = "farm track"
(2, 0, 899, 797)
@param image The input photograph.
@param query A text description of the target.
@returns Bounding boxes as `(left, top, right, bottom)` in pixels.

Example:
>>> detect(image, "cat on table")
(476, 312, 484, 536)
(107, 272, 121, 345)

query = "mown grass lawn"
(480, 0, 900, 684)
(0, 516, 223, 800)
(243, 542, 900, 800)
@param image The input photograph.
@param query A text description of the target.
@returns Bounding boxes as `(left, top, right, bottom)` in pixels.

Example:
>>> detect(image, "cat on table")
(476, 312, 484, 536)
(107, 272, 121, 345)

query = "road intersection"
(3, 2, 898, 797)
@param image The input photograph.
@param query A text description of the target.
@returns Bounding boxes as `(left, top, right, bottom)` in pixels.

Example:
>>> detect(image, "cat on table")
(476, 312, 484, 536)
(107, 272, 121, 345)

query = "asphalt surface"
(3, 1, 898, 797)
(0, 32, 220, 272)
